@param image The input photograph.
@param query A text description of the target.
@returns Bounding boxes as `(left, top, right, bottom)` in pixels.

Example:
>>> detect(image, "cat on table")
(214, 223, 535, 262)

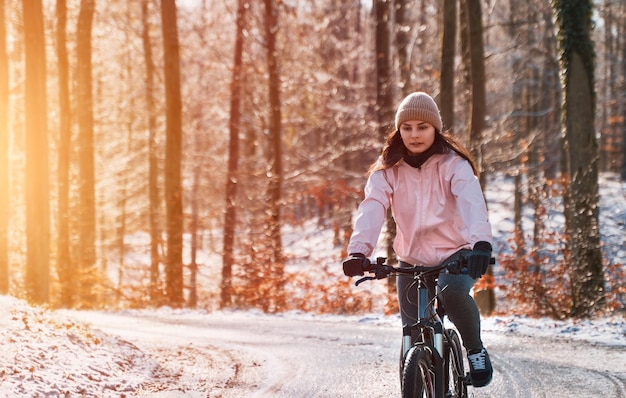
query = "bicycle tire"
(445, 329, 468, 397)
(402, 345, 435, 398)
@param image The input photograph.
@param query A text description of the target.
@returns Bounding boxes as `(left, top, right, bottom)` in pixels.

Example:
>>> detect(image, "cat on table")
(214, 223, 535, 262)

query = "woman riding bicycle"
(342, 91, 493, 387)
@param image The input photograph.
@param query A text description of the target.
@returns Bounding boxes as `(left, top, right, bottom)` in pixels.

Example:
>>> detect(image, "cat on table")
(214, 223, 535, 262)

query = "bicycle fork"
(402, 282, 447, 396)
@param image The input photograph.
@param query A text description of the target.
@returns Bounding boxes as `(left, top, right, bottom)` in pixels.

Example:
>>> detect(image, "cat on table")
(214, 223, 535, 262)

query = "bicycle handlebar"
(354, 255, 495, 286)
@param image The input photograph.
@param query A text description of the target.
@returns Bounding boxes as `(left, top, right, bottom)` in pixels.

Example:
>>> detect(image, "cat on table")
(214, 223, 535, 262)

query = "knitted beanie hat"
(394, 92, 443, 131)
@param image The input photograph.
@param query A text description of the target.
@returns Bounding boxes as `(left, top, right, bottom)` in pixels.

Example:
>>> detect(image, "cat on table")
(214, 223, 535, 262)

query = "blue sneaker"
(468, 348, 492, 387)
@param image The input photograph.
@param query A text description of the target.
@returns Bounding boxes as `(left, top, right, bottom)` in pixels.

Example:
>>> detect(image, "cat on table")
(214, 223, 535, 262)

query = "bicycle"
(354, 252, 495, 398)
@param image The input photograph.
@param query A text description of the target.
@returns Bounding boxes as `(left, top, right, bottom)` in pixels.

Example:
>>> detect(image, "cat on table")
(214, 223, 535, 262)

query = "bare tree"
(374, 0, 397, 308)
(457, 0, 470, 138)
(264, 0, 285, 307)
(374, 0, 393, 140)
(221, 0, 247, 309)
(56, 0, 73, 308)
(465, 0, 487, 174)
(553, 0, 605, 318)
(461, 0, 493, 314)
(23, 0, 50, 304)
(440, 0, 456, 130)
(619, 6, 626, 181)
(598, 0, 624, 174)
(161, 0, 184, 307)
(76, 0, 96, 306)
(395, 0, 411, 96)
(540, 7, 562, 181)
(0, 0, 8, 295)
(141, 0, 162, 303)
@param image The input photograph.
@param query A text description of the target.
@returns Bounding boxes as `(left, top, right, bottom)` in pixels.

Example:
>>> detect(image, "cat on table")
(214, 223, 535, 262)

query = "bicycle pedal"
(464, 372, 473, 386)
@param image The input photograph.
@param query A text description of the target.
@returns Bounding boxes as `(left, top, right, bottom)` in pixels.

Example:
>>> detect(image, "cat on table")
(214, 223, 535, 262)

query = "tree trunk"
(464, 0, 494, 315)
(540, 9, 562, 180)
(509, 0, 526, 255)
(440, 0, 456, 130)
(116, 166, 127, 304)
(76, 0, 96, 306)
(553, 0, 605, 317)
(459, 0, 471, 144)
(264, 0, 284, 309)
(56, 0, 73, 307)
(599, 0, 622, 174)
(565, 52, 604, 317)
(23, 0, 50, 304)
(161, 0, 184, 307)
(221, 0, 247, 309)
(0, 0, 9, 295)
(395, 0, 411, 96)
(622, 2, 626, 181)
(188, 165, 200, 308)
(466, 0, 486, 172)
(374, 0, 393, 139)
(141, 0, 162, 303)
(374, 0, 397, 309)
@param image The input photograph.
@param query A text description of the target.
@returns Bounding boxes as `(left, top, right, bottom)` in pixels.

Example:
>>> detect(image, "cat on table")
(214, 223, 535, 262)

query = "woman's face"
(399, 120, 436, 154)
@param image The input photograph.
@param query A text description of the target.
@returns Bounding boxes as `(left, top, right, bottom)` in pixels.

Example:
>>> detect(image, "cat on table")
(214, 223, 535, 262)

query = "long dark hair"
(368, 129, 479, 176)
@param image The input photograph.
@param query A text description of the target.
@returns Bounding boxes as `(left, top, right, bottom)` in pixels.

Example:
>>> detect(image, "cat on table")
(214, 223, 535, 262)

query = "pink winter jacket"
(347, 151, 493, 267)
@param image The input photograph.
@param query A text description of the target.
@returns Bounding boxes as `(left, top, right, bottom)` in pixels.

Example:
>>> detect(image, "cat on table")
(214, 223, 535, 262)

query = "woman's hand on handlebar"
(342, 253, 370, 277)
(466, 241, 492, 279)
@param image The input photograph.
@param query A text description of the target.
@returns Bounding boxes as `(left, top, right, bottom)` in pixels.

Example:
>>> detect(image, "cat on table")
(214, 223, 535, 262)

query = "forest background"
(0, 0, 624, 320)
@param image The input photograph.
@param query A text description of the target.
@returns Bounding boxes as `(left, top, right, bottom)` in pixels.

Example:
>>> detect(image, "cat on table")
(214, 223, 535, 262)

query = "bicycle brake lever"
(355, 276, 375, 286)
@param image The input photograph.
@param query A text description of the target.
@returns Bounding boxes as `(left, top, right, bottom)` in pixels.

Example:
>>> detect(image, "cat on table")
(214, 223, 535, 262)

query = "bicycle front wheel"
(402, 345, 435, 398)
(445, 329, 468, 397)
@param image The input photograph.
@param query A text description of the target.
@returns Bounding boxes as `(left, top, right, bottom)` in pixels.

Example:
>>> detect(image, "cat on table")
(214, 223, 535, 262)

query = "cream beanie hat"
(394, 92, 443, 131)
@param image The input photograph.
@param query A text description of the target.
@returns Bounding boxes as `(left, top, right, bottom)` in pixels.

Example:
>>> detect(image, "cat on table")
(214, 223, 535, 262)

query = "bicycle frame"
(400, 267, 447, 397)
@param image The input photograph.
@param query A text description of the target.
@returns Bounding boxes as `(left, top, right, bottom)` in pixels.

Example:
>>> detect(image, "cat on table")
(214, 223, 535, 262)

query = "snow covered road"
(67, 311, 400, 397)
(67, 310, 626, 397)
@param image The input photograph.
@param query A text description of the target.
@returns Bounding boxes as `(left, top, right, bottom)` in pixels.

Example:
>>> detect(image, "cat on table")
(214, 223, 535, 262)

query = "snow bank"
(0, 295, 169, 397)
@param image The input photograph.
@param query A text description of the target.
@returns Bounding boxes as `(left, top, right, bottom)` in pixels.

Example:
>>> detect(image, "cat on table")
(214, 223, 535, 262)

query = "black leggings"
(396, 271, 483, 351)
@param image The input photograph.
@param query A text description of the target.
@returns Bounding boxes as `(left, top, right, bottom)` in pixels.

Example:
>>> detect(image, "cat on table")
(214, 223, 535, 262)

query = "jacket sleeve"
(347, 169, 393, 257)
(449, 159, 493, 247)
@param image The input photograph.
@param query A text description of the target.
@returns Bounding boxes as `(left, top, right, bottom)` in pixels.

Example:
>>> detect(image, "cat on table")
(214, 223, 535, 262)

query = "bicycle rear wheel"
(401, 345, 435, 398)
(445, 329, 467, 397)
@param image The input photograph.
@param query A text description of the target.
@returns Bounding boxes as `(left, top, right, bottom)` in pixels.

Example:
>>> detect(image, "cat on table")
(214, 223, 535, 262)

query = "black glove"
(342, 253, 369, 277)
(466, 241, 492, 279)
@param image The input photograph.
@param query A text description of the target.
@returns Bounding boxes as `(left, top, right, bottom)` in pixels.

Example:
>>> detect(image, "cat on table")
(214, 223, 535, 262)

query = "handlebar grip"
(362, 256, 387, 272)
(362, 260, 377, 272)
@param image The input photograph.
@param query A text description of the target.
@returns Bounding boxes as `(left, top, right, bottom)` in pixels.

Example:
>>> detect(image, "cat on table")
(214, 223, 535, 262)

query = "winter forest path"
(67, 310, 626, 397)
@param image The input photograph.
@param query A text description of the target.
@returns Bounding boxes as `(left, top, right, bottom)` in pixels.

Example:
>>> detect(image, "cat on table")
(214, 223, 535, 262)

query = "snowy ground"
(1, 294, 625, 397)
(0, 173, 624, 397)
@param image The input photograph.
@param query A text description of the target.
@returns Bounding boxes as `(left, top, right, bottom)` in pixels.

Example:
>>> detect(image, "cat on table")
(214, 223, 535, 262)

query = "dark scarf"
(403, 134, 447, 169)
